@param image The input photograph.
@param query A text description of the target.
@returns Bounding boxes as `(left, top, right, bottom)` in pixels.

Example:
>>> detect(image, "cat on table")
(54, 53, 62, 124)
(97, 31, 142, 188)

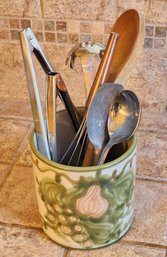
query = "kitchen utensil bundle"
(19, 9, 144, 167)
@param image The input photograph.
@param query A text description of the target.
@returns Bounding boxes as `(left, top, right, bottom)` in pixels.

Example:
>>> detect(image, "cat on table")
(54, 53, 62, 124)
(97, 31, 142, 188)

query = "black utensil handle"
(56, 74, 81, 131)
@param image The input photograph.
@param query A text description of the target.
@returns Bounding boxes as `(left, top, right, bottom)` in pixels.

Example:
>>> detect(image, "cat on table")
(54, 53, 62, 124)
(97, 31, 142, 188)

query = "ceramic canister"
(30, 109, 137, 250)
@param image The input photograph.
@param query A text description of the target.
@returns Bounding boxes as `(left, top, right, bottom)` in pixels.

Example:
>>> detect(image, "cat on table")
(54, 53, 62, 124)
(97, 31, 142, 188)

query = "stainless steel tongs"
(19, 28, 81, 161)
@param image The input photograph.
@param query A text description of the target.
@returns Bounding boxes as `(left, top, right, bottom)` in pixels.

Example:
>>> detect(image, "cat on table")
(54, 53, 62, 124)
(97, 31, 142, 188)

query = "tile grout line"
(0, 160, 13, 165)
(122, 239, 167, 250)
(1, 116, 167, 133)
(136, 175, 167, 184)
(0, 220, 166, 251)
(0, 218, 167, 252)
(58, 248, 71, 257)
(0, 123, 34, 191)
(1, 17, 166, 49)
(0, 220, 41, 230)
(0, 115, 33, 122)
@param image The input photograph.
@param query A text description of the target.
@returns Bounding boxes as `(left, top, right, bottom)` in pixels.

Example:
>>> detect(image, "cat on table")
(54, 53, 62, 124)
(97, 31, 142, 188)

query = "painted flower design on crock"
(35, 157, 135, 248)
(76, 185, 108, 218)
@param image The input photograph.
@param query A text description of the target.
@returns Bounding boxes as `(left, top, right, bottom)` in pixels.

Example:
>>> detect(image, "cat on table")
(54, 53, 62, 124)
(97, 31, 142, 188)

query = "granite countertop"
(0, 99, 167, 257)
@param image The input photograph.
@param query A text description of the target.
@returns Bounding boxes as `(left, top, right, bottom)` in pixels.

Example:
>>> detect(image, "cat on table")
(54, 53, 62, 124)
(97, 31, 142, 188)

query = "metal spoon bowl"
(66, 42, 104, 96)
(97, 90, 141, 165)
(87, 83, 124, 166)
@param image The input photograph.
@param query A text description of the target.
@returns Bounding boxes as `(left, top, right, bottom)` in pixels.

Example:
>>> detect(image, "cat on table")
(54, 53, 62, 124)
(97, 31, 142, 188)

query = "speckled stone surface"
(16, 141, 32, 166)
(68, 243, 166, 257)
(0, 165, 41, 227)
(0, 98, 32, 120)
(41, 0, 116, 21)
(125, 49, 167, 113)
(0, 42, 46, 101)
(137, 130, 167, 179)
(0, 0, 41, 17)
(116, 0, 167, 23)
(139, 112, 167, 132)
(125, 179, 167, 246)
(0, 163, 11, 187)
(0, 118, 31, 163)
(0, 223, 61, 257)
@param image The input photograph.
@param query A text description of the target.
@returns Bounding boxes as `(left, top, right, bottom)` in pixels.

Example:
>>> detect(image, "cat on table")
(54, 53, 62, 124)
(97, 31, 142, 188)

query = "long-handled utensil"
(47, 72, 57, 161)
(19, 29, 51, 159)
(83, 9, 143, 166)
(20, 28, 81, 132)
(60, 33, 119, 165)
(107, 9, 144, 84)
(19, 28, 81, 160)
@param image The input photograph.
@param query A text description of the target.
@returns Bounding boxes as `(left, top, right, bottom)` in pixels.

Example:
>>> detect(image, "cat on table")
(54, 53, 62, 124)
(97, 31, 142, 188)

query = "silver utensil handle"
(27, 27, 81, 132)
(26, 27, 54, 74)
(47, 73, 57, 161)
(19, 29, 51, 160)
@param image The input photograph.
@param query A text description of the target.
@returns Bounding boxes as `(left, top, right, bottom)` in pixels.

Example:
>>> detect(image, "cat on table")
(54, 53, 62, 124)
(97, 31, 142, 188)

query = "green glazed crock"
(30, 110, 137, 250)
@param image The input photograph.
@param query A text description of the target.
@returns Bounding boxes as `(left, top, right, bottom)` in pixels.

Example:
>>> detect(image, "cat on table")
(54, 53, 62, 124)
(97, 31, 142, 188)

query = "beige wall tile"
(80, 22, 92, 33)
(117, 0, 167, 23)
(104, 23, 113, 34)
(154, 38, 166, 49)
(10, 30, 20, 40)
(44, 20, 55, 31)
(56, 21, 67, 32)
(32, 19, 44, 31)
(155, 26, 167, 37)
(0, 42, 46, 100)
(20, 19, 31, 29)
(145, 25, 154, 37)
(144, 38, 153, 48)
(41, 0, 116, 21)
(34, 31, 44, 41)
(0, 0, 41, 17)
(125, 49, 167, 112)
(45, 32, 56, 42)
(0, 29, 10, 40)
(57, 32, 67, 43)
(92, 34, 104, 44)
(0, 18, 9, 28)
(68, 21, 80, 33)
(92, 22, 104, 34)
(68, 33, 79, 44)
(144, 0, 167, 23)
(9, 19, 20, 29)
(116, 0, 145, 17)
(80, 33, 91, 42)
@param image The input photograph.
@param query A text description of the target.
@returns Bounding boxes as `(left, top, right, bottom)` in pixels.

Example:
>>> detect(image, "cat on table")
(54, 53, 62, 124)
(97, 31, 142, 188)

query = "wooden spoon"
(82, 9, 144, 167)
(107, 9, 144, 84)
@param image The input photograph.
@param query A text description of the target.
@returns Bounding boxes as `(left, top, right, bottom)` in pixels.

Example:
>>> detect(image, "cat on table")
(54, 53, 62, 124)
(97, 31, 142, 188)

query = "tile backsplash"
(0, 0, 167, 114)
(0, 17, 167, 48)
